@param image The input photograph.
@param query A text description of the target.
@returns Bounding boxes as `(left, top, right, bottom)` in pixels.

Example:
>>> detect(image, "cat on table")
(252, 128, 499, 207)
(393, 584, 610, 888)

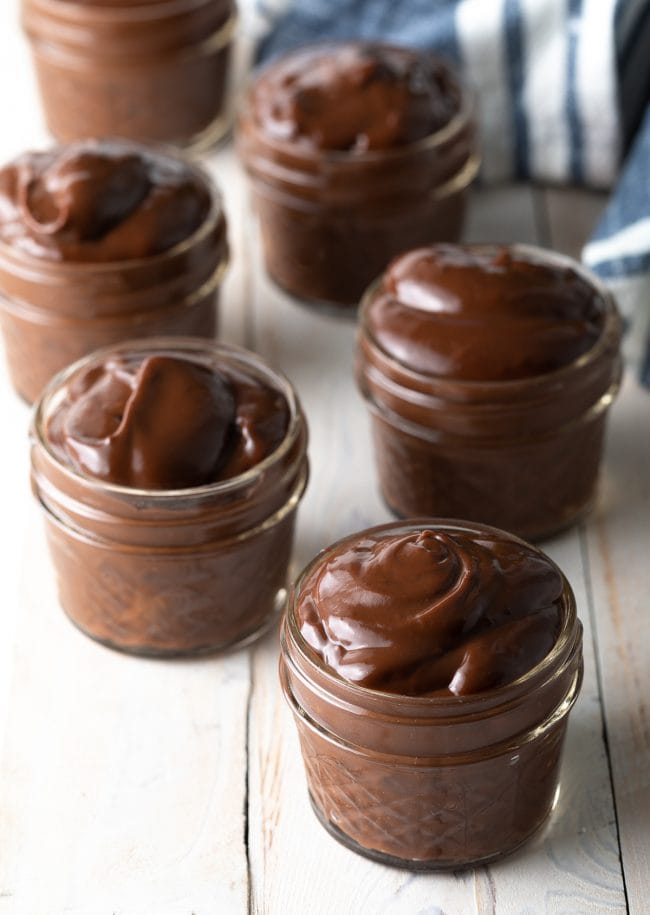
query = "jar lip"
(24, 0, 233, 25)
(358, 243, 622, 393)
(238, 41, 475, 166)
(31, 336, 305, 500)
(285, 517, 579, 708)
(0, 139, 226, 275)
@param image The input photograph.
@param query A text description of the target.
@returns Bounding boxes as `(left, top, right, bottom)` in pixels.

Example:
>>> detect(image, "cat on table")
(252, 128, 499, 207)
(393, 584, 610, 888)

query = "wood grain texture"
(584, 376, 650, 915)
(0, 522, 251, 915)
(540, 186, 648, 914)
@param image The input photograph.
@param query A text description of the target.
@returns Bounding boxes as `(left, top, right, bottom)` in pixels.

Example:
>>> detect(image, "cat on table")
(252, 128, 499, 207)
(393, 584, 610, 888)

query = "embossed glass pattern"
(0, 155, 227, 404)
(31, 338, 309, 657)
(356, 247, 623, 540)
(22, 0, 237, 151)
(237, 52, 479, 310)
(280, 520, 583, 869)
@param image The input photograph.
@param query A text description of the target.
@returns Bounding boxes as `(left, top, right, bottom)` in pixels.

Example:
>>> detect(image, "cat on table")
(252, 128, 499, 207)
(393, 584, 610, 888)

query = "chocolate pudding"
(251, 43, 459, 152)
(238, 42, 478, 309)
(22, 0, 237, 150)
(357, 244, 623, 540)
(31, 338, 309, 656)
(298, 527, 563, 695)
(0, 139, 228, 403)
(47, 353, 289, 488)
(281, 520, 583, 868)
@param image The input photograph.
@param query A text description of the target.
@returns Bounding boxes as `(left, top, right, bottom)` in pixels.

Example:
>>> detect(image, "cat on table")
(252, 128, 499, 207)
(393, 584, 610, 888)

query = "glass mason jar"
(0, 158, 227, 405)
(356, 247, 623, 541)
(237, 59, 478, 310)
(30, 337, 309, 657)
(22, 0, 237, 151)
(280, 520, 584, 870)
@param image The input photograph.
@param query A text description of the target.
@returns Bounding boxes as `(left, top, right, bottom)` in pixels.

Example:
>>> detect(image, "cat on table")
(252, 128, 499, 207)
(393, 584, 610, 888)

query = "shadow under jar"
(0, 138, 228, 404)
(237, 42, 478, 310)
(356, 244, 623, 541)
(30, 337, 309, 657)
(280, 520, 583, 869)
(22, 0, 237, 151)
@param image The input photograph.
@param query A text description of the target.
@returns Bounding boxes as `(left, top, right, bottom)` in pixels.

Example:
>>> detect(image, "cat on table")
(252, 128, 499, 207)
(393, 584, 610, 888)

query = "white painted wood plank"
(245, 183, 626, 913)
(464, 183, 540, 245)
(542, 188, 607, 260)
(205, 145, 253, 350)
(540, 186, 648, 911)
(0, 0, 46, 755)
(0, 8, 254, 907)
(0, 358, 30, 746)
(0, 0, 49, 160)
(584, 374, 650, 915)
(481, 527, 626, 915)
(0, 521, 250, 915)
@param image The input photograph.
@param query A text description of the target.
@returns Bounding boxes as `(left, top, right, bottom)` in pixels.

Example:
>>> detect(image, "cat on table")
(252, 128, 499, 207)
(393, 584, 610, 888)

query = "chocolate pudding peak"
(369, 244, 606, 381)
(297, 527, 564, 696)
(0, 140, 211, 262)
(48, 354, 290, 490)
(253, 43, 461, 152)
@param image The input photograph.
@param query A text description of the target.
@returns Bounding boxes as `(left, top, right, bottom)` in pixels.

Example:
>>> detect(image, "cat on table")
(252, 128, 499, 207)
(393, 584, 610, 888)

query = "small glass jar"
(237, 49, 478, 310)
(30, 337, 309, 657)
(22, 0, 237, 151)
(280, 520, 583, 870)
(0, 153, 227, 405)
(356, 247, 623, 541)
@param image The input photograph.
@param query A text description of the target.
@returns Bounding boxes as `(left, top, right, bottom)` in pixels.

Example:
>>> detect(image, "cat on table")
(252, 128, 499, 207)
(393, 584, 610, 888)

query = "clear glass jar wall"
(31, 338, 309, 656)
(281, 520, 583, 869)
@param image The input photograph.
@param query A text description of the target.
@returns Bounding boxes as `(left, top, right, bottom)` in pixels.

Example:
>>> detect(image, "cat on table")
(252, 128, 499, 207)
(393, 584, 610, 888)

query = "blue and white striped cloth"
(241, 0, 650, 381)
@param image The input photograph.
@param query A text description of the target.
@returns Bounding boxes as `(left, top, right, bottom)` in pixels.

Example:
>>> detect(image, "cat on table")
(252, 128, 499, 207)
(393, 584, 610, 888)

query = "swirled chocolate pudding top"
(365, 245, 606, 381)
(47, 353, 290, 489)
(297, 526, 564, 696)
(249, 42, 461, 153)
(0, 139, 212, 262)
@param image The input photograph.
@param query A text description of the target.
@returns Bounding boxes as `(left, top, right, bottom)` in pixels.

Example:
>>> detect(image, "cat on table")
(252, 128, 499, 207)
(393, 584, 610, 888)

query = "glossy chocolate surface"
(48, 353, 289, 490)
(297, 527, 562, 696)
(357, 244, 622, 540)
(0, 140, 211, 263)
(283, 520, 582, 868)
(238, 41, 475, 308)
(367, 245, 606, 380)
(249, 43, 460, 153)
(32, 340, 308, 656)
(0, 139, 226, 404)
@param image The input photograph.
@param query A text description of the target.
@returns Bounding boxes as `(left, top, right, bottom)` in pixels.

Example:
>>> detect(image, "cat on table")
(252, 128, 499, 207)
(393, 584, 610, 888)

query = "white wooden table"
(1, 5, 648, 913)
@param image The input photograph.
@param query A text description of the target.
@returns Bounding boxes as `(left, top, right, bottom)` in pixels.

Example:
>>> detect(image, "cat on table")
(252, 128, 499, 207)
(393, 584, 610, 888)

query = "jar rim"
(281, 650, 583, 764)
(32, 336, 305, 500)
(284, 517, 579, 710)
(24, 0, 232, 25)
(358, 243, 622, 393)
(238, 41, 475, 167)
(0, 139, 226, 275)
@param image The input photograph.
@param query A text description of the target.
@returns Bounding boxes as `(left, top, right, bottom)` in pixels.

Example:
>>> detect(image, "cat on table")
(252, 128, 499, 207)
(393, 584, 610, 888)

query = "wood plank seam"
(579, 523, 630, 914)
(245, 661, 255, 915)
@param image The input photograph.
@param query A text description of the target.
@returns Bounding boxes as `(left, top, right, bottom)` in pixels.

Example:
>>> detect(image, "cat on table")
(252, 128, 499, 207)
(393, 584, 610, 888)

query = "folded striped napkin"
(241, 0, 650, 381)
